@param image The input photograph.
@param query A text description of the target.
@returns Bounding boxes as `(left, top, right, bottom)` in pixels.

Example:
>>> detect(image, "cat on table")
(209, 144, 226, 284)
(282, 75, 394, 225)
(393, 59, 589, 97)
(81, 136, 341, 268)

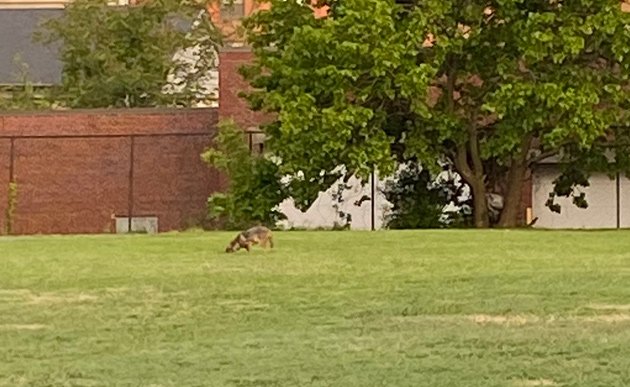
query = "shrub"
(383, 161, 473, 229)
(201, 120, 288, 230)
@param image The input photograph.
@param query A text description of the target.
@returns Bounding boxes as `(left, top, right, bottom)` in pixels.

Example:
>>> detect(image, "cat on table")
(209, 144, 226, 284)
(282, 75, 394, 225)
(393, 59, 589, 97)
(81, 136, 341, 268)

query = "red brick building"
(210, 0, 326, 126)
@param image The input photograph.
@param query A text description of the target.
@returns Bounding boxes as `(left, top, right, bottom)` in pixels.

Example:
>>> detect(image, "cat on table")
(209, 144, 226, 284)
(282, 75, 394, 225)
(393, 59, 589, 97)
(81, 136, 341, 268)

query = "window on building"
(246, 128, 265, 155)
(221, 0, 244, 20)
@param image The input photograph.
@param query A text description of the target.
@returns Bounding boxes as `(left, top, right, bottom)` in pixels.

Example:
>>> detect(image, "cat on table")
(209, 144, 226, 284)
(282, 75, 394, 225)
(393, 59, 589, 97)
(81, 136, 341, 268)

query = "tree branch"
(467, 122, 483, 178)
(454, 143, 474, 183)
(527, 149, 560, 166)
(518, 134, 534, 164)
(445, 55, 475, 184)
(445, 55, 456, 113)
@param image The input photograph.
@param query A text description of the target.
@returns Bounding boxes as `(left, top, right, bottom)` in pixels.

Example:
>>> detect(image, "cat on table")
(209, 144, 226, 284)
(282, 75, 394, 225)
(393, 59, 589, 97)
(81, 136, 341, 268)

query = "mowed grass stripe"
(1, 230, 630, 386)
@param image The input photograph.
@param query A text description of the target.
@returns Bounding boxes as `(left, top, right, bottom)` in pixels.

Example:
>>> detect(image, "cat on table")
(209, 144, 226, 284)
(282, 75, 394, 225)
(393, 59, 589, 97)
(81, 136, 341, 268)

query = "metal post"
(128, 136, 135, 233)
(617, 171, 621, 229)
(8, 138, 15, 235)
(371, 170, 376, 231)
(9, 138, 15, 182)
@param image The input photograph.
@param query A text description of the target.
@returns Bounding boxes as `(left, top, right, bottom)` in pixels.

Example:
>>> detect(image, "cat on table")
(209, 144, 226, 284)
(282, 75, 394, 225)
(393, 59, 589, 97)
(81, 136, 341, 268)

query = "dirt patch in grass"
(26, 293, 98, 305)
(0, 375, 30, 387)
(512, 379, 559, 386)
(389, 314, 542, 326)
(0, 324, 47, 331)
(101, 286, 190, 307)
(585, 304, 630, 311)
(581, 314, 630, 323)
(202, 263, 249, 274)
(217, 299, 270, 311)
(104, 287, 133, 294)
(469, 314, 539, 326)
(0, 289, 98, 305)
(2, 287, 193, 306)
(0, 289, 31, 299)
(471, 313, 630, 325)
(392, 313, 630, 326)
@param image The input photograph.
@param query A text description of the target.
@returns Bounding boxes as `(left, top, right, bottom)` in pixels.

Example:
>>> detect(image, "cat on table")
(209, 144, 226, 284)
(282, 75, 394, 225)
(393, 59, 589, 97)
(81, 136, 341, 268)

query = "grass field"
(1, 230, 630, 386)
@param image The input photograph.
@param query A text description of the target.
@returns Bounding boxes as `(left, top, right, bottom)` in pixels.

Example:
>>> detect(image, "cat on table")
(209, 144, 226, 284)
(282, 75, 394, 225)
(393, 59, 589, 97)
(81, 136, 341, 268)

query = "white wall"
(277, 174, 390, 230)
(285, 165, 630, 230)
(276, 166, 470, 231)
(532, 165, 619, 229)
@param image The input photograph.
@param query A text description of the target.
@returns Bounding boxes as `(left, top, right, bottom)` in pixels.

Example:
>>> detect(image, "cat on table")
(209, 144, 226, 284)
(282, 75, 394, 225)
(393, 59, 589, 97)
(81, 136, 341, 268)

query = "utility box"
(115, 216, 158, 234)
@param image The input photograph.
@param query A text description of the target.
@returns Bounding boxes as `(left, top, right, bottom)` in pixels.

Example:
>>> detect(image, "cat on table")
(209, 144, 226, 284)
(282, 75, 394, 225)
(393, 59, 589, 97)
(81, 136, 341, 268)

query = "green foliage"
(0, 85, 53, 111)
(241, 0, 431, 207)
(383, 163, 446, 229)
(36, 0, 221, 108)
(545, 164, 591, 214)
(383, 161, 472, 229)
(240, 0, 630, 227)
(0, 57, 56, 110)
(5, 181, 18, 235)
(328, 183, 353, 229)
(201, 120, 288, 230)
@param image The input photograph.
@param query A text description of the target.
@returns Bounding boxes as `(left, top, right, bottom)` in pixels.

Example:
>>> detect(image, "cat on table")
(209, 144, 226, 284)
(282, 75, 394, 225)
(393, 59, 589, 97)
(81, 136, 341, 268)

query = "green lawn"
(1, 230, 630, 386)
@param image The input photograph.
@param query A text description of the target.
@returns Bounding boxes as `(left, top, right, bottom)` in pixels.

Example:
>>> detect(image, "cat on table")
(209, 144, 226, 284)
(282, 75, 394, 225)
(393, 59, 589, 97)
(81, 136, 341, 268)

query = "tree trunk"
(497, 162, 526, 228)
(466, 128, 488, 228)
(444, 57, 490, 228)
(498, 136, 532, 228)
(470, 179, 489, 228)
(453, 143, 489, 228)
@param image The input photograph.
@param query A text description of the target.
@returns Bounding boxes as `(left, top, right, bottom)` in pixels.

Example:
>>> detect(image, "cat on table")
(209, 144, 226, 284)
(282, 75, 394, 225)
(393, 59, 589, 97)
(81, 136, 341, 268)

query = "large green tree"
(37, 0, 221, 108)
(240, 0, 630, 227)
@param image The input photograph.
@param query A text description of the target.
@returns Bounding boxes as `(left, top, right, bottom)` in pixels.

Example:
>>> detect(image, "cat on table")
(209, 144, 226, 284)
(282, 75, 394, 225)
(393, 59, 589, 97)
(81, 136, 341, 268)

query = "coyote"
(225, 226, 274, 253)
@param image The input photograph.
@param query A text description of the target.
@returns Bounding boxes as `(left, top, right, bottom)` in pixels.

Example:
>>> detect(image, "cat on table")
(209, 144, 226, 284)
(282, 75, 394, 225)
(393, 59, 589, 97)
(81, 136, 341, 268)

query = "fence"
(0, 108, 221, 234)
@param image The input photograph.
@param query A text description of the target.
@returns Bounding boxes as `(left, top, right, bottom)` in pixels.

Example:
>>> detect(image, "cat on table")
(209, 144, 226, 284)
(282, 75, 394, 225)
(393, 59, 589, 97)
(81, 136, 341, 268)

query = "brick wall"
(218, 49, 270, 129)
(0, 108, 220, 234)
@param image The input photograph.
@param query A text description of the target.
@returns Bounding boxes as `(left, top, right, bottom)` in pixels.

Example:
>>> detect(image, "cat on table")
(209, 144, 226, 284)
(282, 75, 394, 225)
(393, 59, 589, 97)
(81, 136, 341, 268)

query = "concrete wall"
(532, 165, 622, 229)
(0, 108, 221, 234)
(277, 174, 389, 230)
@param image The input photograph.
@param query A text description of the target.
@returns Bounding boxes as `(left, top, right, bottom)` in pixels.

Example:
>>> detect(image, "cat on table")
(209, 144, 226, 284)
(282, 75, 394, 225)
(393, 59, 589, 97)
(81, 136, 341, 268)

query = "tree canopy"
(240, 0, 630, 227)
(37, 0, 221, 108)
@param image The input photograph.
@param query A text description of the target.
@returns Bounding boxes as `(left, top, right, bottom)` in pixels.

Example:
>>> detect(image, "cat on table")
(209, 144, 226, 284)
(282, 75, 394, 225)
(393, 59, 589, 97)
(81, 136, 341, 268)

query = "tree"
(201, 120, 289, 229)
(239, 0, 630, 227)
(37, 0, 221, 108)
(383, 162, 460, 229)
